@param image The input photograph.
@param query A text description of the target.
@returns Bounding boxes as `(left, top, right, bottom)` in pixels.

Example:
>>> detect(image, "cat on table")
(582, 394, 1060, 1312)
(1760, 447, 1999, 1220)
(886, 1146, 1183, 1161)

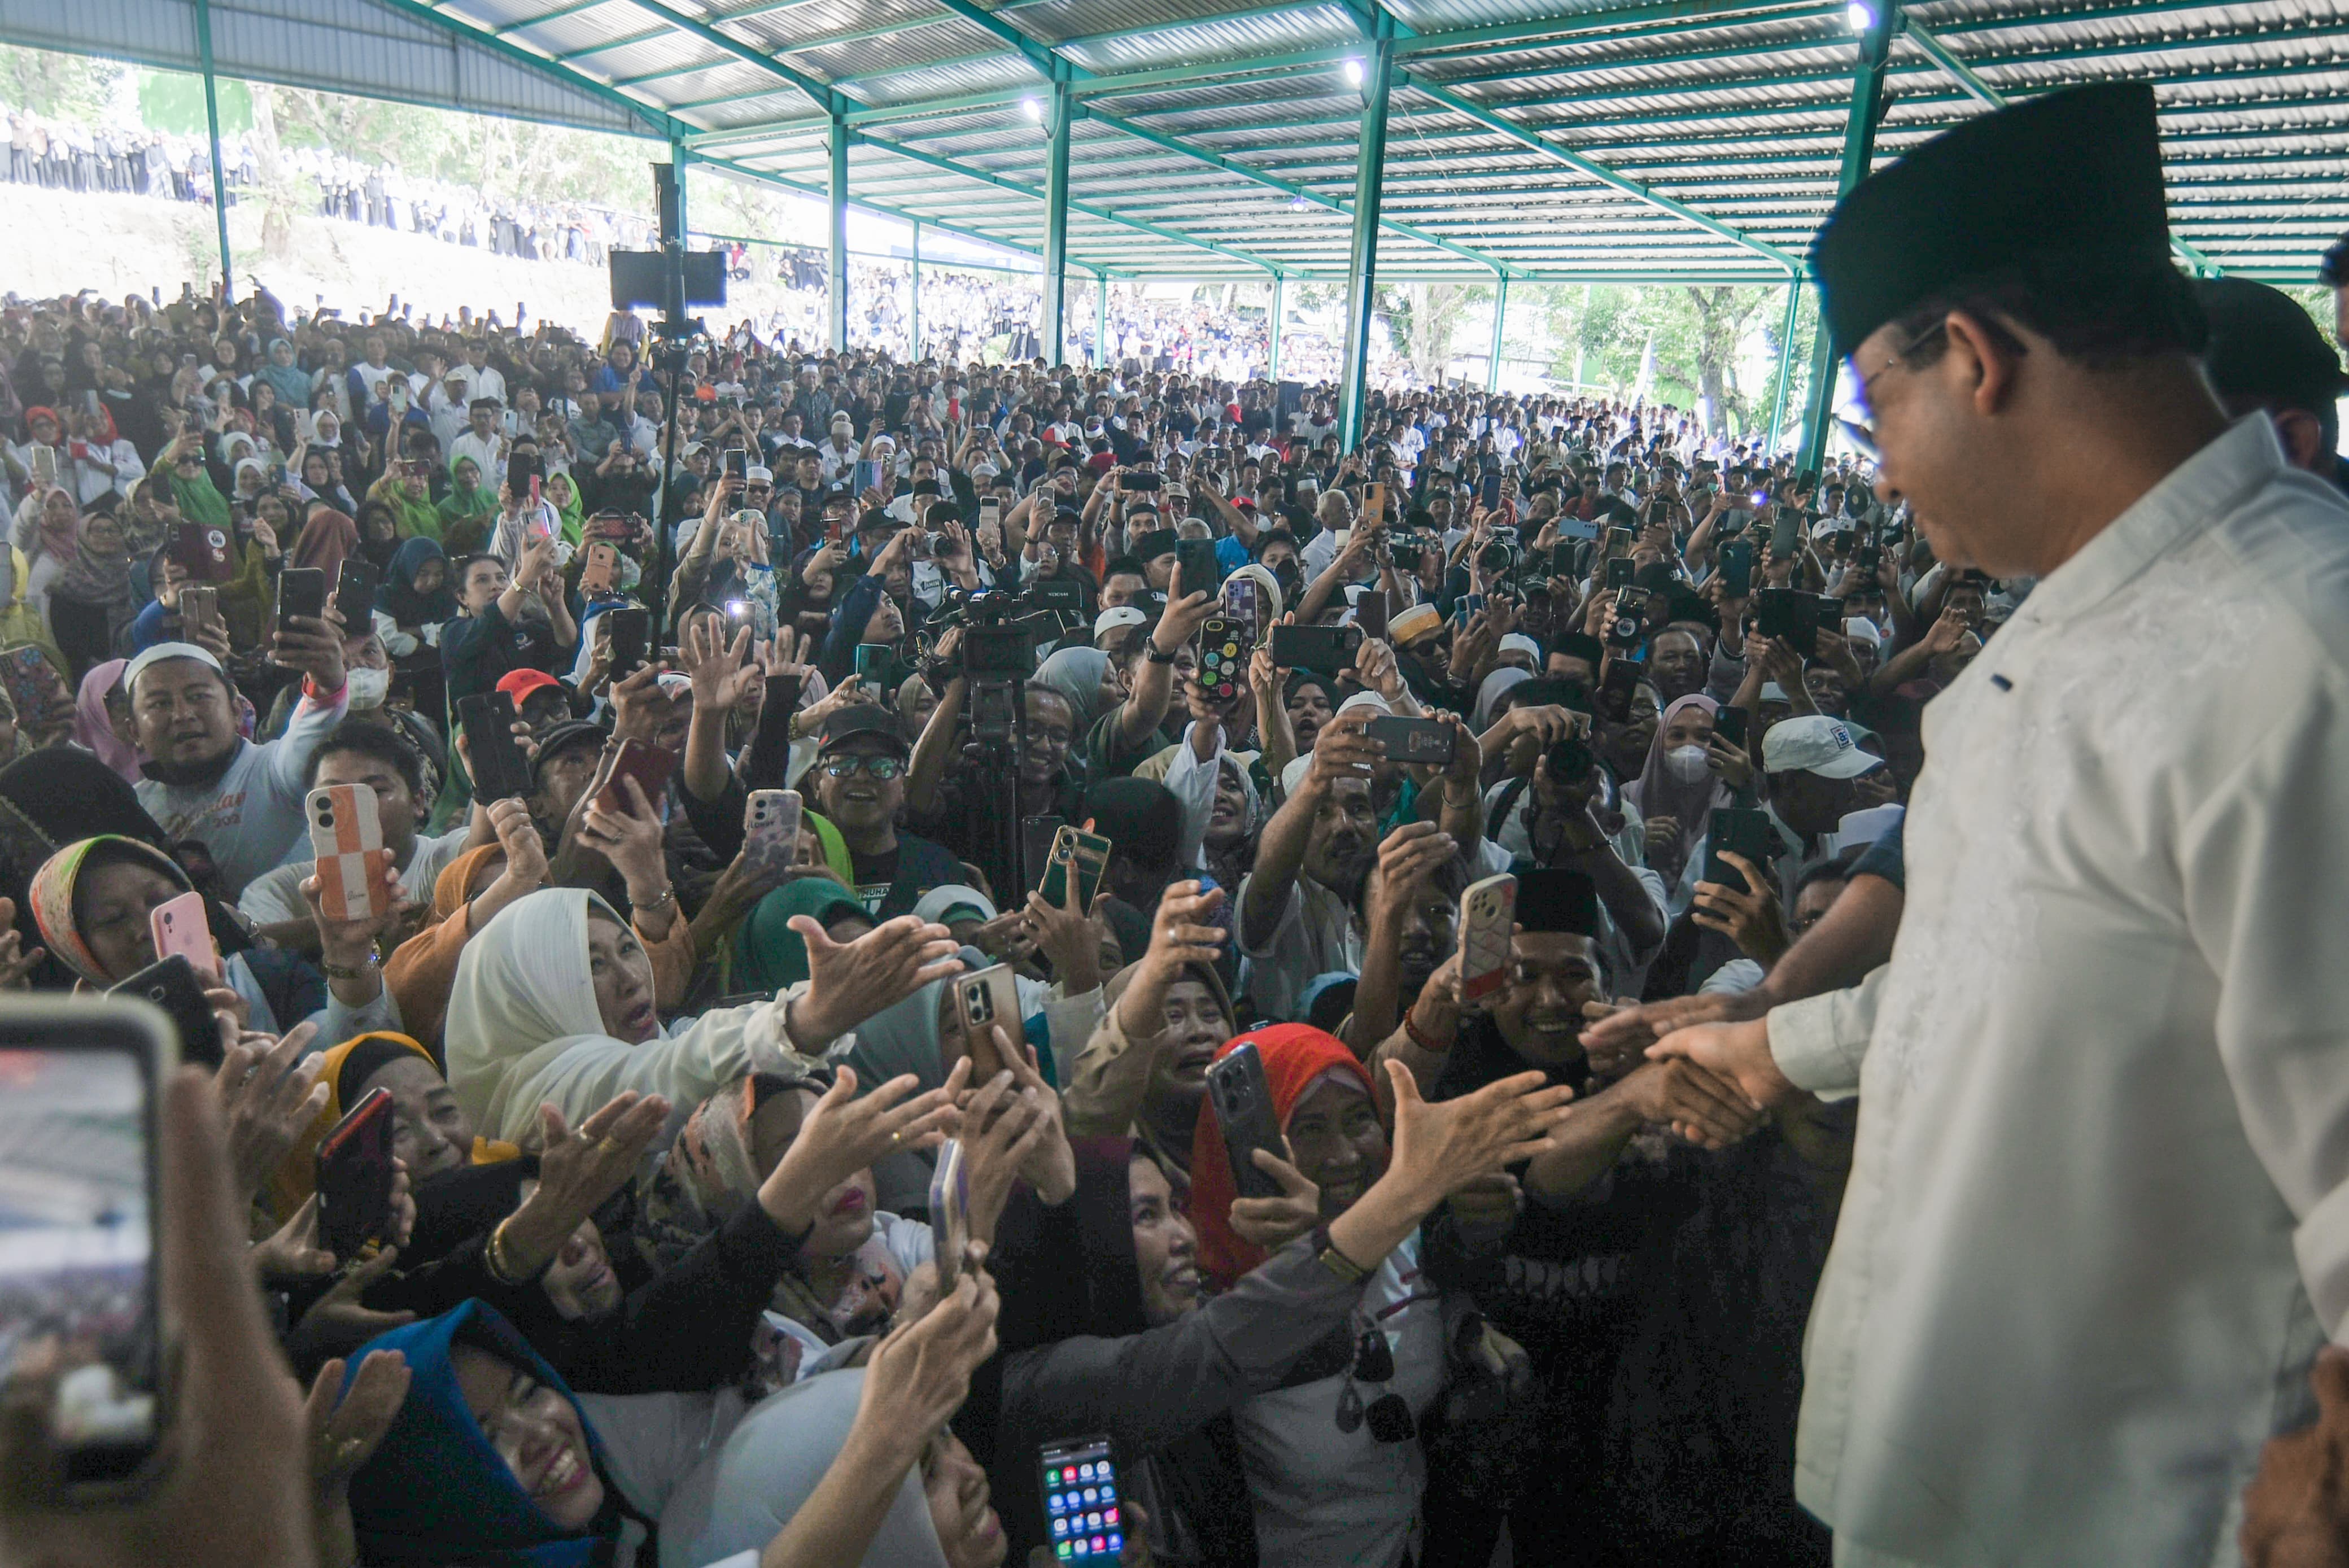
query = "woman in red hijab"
(1189, 1023, 1378, 1292)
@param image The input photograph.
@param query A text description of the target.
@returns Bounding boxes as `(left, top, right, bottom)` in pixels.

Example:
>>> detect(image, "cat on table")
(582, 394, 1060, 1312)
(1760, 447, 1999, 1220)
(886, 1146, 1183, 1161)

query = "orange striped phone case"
(305, 785, 395, 923)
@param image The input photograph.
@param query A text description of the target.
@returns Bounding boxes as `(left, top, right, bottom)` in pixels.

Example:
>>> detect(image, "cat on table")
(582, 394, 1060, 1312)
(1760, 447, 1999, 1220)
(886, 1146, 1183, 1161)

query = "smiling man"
(810, 706, 962, 919)
(1645, 83, 2349, 1566)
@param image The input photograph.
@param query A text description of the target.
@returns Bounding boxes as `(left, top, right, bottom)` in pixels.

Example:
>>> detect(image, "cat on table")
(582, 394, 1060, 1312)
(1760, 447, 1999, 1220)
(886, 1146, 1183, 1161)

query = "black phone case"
(1366, 714, 1456, 766)
(334, 559, 380, 631)
(458, 693, 532, 801)
(110, 954, 222, 1069)
(1207, 1046, 1288, 1202)
(740, 675, 801, 790)
(605, 609, 650, 676)
(276, 567, 328, 627)
(1704, 806, 1775, 894)
(1269, 623, 1361, 675)
(316, 1092, 396, 1261)
(1174, 539, 1220, 595)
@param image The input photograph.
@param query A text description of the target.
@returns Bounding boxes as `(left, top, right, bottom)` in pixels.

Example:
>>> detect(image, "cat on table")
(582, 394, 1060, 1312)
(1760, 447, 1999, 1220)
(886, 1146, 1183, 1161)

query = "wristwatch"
(1145, 643, 1178, 664)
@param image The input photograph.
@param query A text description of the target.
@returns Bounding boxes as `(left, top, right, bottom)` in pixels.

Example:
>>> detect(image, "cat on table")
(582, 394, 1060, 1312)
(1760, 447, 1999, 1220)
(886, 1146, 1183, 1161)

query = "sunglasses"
(1335, 1319, 1414, 1444)
(820, 753, 905, 780)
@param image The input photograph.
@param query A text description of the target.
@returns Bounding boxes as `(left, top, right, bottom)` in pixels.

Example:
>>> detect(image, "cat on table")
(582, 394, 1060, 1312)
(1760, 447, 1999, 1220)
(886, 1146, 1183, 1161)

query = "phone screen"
(1040, 1435, 1125, 1558)
(0, 1006, 167, 1487)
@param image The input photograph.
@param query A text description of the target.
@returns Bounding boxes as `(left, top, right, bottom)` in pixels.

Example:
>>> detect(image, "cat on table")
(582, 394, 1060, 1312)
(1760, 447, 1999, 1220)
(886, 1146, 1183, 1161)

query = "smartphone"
(1365, 714, 1456, 767)
(979, 499, 1001, 534)
(1206, 1043, 1289, 1202)
(108, 954, 222, 1071)
(724, 447, 748, 482)
(174, 520, 235, 582)
(1605, 525, 1634, 560)
(1754, 586, 1819, 657)
(1220, 574, 1261, 640)
(1769, 505, 1802, 561)
(853, 458, 883, 494)
(579, 541, 621, 595)
(1040, 1435, 1125, 1558)
(178, 586, 220, 645)
(1551, 540, 1578, 578)
(333, 558, 379, 632)
(595, 739, 677, 817)
(1021, 815, 1067, 894)
(950, 963, 1027, 1084)
(147, 890, 216, 982)
(740, 675, 802, 790)
(1364, 481, 1387, 527)
(742, 788, 803, 880)
(1598, 659, 1644, 724)
(314, 1086, 396, 1261)
(505, 450, 540, 500)
(602, 606, 650, 678)
(928, 1138, 969, 1290)
(1459, 873, 1517, 1006)
(1195, 617, 1244, 705)
(1353, 590, 1388, 641)
(274, 566, 328, 637)
(1174, 537, 1220, 595)
(1715, 704, 1750, 753)
(0, 645, 60, 727)
(1719, 538, 1754, 600)
(0, 998, 172, 1490)
(1605, 556, 1635, 592)
(305, 785, 395, 923)
(1704, 806, 1777, 896)
(1036, 824, 1111, 910)
(1481, 471, 1502, 510)
(854, 643, 899, 699)
(1268, 622, 1363, 675)
(456, 692, 532, 802)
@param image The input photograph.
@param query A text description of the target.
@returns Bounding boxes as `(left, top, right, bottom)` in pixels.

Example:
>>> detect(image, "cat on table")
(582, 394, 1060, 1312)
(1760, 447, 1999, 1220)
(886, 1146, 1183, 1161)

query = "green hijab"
(436, 461, 494, 529)
(805, 809, 853, 885)
(544, 471, 587, 548)
(732, 876, 866, 993)
(166, 462, 232, 531)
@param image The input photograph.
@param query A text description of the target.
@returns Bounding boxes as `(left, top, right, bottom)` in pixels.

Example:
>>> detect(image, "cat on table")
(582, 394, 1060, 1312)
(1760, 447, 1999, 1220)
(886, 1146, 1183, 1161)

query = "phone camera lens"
(318, 810, 334, 826)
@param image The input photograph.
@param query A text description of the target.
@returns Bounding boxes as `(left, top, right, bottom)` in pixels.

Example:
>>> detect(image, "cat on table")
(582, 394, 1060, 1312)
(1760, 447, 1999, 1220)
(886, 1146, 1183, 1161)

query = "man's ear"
(1942, 309, 2025, 417)
(2271, 407, 2330, 473)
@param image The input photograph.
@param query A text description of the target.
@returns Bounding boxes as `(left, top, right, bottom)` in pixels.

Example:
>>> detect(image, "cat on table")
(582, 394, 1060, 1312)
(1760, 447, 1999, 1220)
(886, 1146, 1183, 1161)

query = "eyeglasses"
(820, 753, 905, 780)
(1335, 1320, 1415, 1443)
(1843, 317, 1949, 440)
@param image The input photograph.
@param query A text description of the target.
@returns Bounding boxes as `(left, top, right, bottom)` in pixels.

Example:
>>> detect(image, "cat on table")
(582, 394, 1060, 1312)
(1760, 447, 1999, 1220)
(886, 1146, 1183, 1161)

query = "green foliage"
(137, 69, 251, 137)
(0, 45, 127, 124)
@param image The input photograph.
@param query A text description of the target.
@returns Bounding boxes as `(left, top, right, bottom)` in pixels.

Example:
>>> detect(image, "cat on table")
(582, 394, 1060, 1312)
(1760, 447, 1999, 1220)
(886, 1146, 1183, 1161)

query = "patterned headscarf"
(28, 835, 190, 985)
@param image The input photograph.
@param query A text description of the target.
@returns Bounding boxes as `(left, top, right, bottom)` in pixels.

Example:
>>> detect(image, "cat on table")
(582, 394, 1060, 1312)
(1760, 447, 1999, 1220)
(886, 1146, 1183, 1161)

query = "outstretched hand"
(788, 914, 964, 1049)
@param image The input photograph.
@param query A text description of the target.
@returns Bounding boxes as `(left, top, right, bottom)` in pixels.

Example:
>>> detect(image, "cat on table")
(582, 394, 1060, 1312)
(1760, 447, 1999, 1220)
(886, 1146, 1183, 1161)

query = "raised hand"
(761, 1063, 968, 1234)
(498, 1091, 673, 1273)
(1228, 1145, 1320, 1252)
(787, 914, 964, 1049)
(213, 1022, 328, 1205)
(1383, 1060, 1575, 1200)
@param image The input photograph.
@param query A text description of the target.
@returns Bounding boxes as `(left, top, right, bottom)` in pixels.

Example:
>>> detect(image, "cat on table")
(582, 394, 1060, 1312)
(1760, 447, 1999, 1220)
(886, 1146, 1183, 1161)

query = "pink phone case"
(149, 890, 218, 981)
(743, 789, 802, 880)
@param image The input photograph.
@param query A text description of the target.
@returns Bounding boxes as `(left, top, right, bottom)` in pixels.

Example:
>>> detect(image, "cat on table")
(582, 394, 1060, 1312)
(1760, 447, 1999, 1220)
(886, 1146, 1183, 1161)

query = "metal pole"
(827, 112, 850, 351)
(194, 0, 234, 300)
(1485, 271, 1509, 392)
(1573, 282, 1590, 391)
(1094, 269, 1110, 370)
(1042, 80, 1072, 365)
(1269, 273, 1285, 380)
(1766, 274, 1801, 452)
(1338, 26, 1394, 451)
(910, 219, 921, 359)
(1800, 1, 1899, 470)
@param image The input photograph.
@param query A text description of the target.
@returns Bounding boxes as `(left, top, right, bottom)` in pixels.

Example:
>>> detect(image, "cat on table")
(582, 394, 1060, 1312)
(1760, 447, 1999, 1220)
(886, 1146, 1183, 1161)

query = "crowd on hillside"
(1, 88, 2347, 1565)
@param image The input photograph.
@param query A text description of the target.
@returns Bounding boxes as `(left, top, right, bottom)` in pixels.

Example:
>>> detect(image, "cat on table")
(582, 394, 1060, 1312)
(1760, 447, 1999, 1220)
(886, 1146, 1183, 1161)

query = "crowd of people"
(3, 76, 2349, 1568)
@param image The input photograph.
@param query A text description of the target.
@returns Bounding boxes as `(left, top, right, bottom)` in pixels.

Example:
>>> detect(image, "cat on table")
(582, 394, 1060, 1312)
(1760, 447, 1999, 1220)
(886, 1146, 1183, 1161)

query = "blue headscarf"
(343, 1301, 619, 1567)
(376, 536, 459, 627)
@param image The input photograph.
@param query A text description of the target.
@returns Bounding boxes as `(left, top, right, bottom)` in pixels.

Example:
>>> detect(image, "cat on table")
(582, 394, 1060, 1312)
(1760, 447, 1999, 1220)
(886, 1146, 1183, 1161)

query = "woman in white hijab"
(445, 885, 958, 1148)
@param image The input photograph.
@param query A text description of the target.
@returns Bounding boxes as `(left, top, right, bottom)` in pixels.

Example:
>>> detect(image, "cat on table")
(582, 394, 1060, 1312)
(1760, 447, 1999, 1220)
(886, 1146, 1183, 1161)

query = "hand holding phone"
(149, 890, 217, 982)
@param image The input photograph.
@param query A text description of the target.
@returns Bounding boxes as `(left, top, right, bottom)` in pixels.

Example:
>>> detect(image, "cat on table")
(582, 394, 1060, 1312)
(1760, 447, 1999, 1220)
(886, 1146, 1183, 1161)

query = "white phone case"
(306, 785, 394, 923)
(1459, 873, 1518, 1007)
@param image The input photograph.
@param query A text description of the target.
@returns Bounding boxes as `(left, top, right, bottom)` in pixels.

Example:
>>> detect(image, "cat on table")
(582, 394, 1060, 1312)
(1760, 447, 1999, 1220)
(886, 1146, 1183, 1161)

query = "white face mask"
(345, 666, 391, 710)
(1663, 743, 1713, 785)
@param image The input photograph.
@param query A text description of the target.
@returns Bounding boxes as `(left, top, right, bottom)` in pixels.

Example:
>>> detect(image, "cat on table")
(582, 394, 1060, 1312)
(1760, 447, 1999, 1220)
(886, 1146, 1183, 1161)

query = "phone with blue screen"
(1039, 1434, 1124, 1559)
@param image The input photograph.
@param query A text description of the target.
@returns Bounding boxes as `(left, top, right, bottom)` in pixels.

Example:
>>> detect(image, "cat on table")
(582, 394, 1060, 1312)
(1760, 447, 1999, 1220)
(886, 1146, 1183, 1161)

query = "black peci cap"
(1514, 868, 1599, 936)
(1812, 82, 2174, 362)
(2196, 278, 2349, 413)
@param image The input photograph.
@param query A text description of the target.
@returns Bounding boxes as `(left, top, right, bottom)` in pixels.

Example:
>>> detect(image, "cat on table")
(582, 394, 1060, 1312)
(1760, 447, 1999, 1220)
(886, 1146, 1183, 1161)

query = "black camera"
(1544, 735, 1597, 789)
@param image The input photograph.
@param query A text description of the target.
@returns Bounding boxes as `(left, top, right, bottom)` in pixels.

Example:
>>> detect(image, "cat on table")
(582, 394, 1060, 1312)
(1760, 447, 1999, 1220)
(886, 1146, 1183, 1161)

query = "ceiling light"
(1343, 58, 1366, 86)
(1846, 2, 1875, 30)
(1021, 95, 1044, 120)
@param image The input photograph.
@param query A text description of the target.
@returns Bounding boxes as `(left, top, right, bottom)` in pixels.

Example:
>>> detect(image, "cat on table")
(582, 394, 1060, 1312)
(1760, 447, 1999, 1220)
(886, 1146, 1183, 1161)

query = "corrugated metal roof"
(7, 0, 2342, 279)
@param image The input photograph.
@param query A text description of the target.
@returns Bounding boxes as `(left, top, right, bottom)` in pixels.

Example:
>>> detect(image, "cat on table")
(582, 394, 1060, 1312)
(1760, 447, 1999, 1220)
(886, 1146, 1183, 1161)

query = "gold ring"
(594, 1136, 627, 1156)
(889, 1129, 902, 1146)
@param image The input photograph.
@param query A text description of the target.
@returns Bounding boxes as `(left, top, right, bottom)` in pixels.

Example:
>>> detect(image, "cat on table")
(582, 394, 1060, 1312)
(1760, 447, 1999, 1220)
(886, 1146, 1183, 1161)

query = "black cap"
(1514, 868, 1599, 936)
(1813, 83, 2173, 361)
(2197, 277, 2349, 413)
(1554, 631, 1606, 669)
(1081, 776, 1183, 873)
(530, 720, 608, 787)
(818, 705, 911, 753)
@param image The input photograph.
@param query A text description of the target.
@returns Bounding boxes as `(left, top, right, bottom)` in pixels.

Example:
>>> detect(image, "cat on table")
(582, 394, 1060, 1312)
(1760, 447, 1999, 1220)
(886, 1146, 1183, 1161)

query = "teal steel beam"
(1056, 2, 1334, 51)
(911, 220, 922, 356)
(498, 0, 619, 37)
(1095, 268, 1110, 368)
(833, 50, 1040, 93)
(1766, 274, 1801, 451)
(1486, 272, 1508, 391)
(1395, 0, 1826, 58)
(619, 0, 841, 113)
(1898, 18, 2221, 276)
(1338, 25, 1394, 450)
(1044, 81, 1072, 363)
(195, 0, 234, 298)
(348, 0, 683, 138)
(841, 86, 1034, 126)
(929, 0, 1088, 78)
(1269, 272, 1285, 379)
(1800, 0, 1896, 471)
(828, 113, 850, 350)
(1403, 76, 1803, 270)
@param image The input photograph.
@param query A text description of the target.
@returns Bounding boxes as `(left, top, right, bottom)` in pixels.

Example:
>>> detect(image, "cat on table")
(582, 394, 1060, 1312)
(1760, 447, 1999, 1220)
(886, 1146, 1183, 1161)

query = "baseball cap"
(1094, 605, 1149, 641)
(530, 720, 608, 786)
(1761, 714, 1884, 779)
(496, 668, 563, 705)
(819, 706, 911, 753)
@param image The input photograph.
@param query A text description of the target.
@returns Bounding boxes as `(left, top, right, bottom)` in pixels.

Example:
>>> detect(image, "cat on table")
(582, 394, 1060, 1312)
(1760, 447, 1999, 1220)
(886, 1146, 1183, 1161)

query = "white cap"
(745, 465, 772, 483)
(1094, 605, 1148, 640)
(1761, 714, 1884, 779)
(1841, 616, 1882, 650)
(1337, 690, 1391, 718)
(1280, 753, 1313, 798)
(124, 641, 224, 695)
(1498, 632, 1543, 663)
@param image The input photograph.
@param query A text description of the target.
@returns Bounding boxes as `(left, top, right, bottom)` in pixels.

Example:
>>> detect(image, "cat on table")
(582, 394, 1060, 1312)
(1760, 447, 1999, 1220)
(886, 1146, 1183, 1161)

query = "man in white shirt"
(1645, 82, 2349, 1566)
(238, 724, 468, 937)
(451, 339, 506, 407)
(449, 399, 508, 487)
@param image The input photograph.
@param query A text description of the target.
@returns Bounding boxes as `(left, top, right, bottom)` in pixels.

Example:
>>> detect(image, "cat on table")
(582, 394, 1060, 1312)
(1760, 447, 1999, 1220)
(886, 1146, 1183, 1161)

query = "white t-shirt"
(1233, 1237, 1443, 1568)
(238, 824, 470, 928)
(1236, 872, 1362, 1023)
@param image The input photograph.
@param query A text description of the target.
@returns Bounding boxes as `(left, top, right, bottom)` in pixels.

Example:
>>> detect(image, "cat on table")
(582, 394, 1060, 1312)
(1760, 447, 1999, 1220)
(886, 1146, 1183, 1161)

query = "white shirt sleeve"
(1161, 722, 1223, 872)
(265, 685, 352, 808)
(1765, 964, 1886, 1103)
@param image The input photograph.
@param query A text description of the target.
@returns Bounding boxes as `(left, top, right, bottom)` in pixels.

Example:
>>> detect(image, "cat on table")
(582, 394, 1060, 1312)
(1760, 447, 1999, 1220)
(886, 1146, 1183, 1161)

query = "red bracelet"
(1404, 1010, 1447, 1054)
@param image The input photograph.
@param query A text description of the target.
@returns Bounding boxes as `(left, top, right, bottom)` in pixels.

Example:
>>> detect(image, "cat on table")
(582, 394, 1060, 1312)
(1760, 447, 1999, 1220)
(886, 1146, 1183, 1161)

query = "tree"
(0, 45, 127, 123)
(1681, 284, 1772, 437)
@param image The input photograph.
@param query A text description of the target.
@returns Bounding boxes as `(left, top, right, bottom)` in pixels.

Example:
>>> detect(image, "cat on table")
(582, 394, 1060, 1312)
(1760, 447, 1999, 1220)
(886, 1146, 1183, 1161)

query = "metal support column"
(1042, 78, 1072, 366)
(827, 112, 850, 351)
(1338, 25, 1395, 451)
(1268, 273, 1285, 380)
(1800, 1, 1898, 470)
(1485, 272, 1509, 392)
(910, 220, 921, 359)
(1766, 275, 1801, 453)
(1094, 269, 1109, 369)
(194, 0, 234, 300)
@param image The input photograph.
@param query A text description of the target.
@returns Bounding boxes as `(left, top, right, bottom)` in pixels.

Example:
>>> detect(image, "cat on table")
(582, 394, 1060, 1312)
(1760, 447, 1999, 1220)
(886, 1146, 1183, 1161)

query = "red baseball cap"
(496, 669, 563, 705)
